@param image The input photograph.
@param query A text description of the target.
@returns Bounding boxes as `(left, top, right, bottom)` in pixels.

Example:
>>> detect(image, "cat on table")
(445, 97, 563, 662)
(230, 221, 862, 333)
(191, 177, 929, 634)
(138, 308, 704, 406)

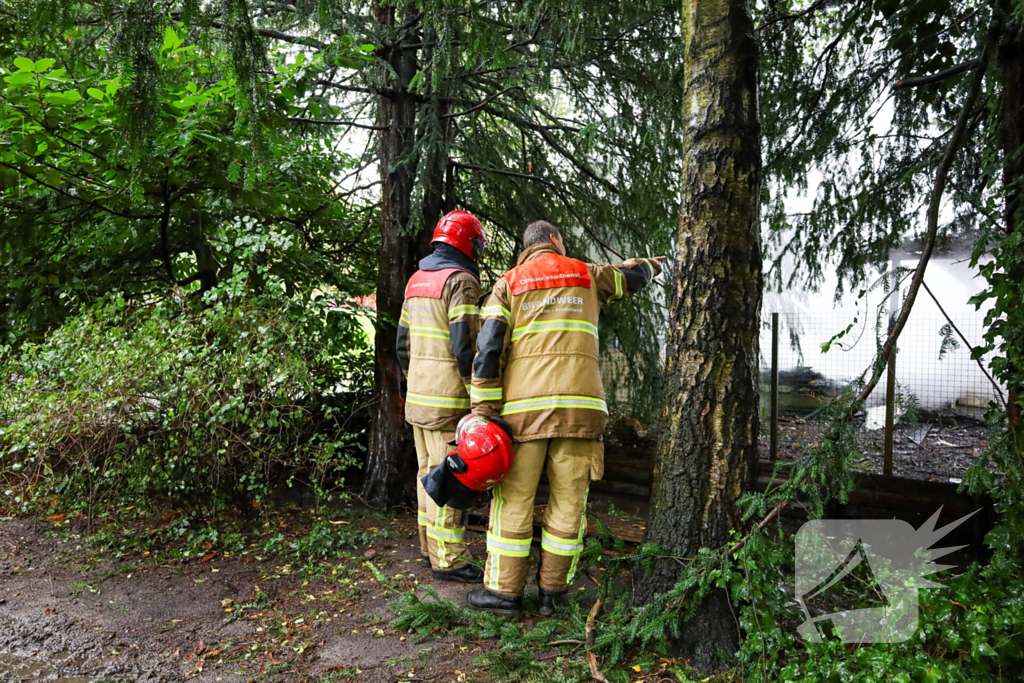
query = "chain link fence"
(758, 310, 999, 481)
(759, 311, 1002, 421)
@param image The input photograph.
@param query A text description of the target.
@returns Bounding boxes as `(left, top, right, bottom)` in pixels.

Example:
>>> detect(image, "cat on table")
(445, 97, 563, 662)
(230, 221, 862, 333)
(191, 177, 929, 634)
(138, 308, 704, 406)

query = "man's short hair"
(523, 220, 561, 249)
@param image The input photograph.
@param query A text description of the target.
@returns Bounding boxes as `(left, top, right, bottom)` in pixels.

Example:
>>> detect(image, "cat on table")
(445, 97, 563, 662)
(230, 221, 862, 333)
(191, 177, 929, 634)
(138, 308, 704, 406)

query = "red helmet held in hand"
(433, 210, 487, 260)
(448, 415, 514, 491)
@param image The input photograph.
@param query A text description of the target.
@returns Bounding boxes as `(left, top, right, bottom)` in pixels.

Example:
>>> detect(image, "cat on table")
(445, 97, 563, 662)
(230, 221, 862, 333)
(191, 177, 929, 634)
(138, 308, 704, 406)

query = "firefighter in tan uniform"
(397, 210, 488, 584)
(467, 220, 663, 615)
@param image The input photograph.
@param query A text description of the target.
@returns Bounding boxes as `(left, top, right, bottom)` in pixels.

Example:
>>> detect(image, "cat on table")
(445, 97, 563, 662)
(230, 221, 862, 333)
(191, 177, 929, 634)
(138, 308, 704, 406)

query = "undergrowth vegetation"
(0, 264, 373, 522)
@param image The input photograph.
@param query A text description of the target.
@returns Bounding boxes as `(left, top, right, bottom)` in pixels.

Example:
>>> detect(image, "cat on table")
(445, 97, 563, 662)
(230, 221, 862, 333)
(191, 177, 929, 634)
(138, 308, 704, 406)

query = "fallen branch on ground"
(586, 598, 611, 683)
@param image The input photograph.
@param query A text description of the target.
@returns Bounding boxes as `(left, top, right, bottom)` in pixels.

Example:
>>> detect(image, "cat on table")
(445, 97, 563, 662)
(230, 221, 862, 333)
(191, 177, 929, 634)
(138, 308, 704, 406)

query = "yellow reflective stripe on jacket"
(487, 533, 532, 558)
(510, 318, 598, 341)
(417, 511, 429, 525)
(400, 310, 411, 325)
(409, 325, 450, 340)
(406, 392, 471, 409)
(610, 269, 625, 301)
(471, 386, 503, 402)
(541, 529, 584, 557)
(482, 304, 512, 323)
(641, 259, 656, 279)
(449, 305, 480, 320)
(501, 395, 608, 416)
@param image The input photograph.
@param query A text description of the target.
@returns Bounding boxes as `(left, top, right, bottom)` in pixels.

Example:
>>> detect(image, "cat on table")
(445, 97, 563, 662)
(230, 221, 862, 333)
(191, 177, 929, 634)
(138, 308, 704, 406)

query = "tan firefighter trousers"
(484, 438, 602, 597)
(414, 426, 471, 571)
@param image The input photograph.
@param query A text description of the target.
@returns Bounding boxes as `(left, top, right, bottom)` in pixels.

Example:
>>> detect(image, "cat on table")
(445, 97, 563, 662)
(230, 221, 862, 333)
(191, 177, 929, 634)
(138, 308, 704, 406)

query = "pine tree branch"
(440, 86, 521, 119)
(0, 160, 159, 220)
(453, 162, 623, 261)
(453, 199, 516, 243)
(312, 79, 386, 99)
(920, 280, 1008, 412)
(480, 104, 620, 193)
(855, 33, 991, 404)
(208, 18, 326, 49)
(287, 117, 387, 130)
(451, 161, 557, 188)
(726, 502, 788, 558)
(758, 0, 832, 30)
(894, 58, 981, 89)
(585, 599, 611, 683)
(337, 180, 383, 198)
(547, 182, 625, 261)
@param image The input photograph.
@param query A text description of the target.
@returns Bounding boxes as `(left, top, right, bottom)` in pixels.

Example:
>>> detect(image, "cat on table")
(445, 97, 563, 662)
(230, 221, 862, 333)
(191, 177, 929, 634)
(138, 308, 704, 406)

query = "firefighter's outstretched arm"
(396, 301, 411, 377)
(591, 256, 665, 304)
(471, 279, 512, 419)
(447, 277, 482, 391)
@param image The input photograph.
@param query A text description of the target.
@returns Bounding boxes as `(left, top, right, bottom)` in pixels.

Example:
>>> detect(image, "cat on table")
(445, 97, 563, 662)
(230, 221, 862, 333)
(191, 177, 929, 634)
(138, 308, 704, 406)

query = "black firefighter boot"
(467, 588, 522, 617)
(432, 564, 484, 584)
(538, 588, 569, 617)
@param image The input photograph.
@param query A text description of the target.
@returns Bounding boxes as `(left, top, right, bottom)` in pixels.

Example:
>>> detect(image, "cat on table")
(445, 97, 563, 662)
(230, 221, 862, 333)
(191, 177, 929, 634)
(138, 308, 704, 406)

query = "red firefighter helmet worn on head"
(448, 415, 514, 491)
(432, 210, 486, 260)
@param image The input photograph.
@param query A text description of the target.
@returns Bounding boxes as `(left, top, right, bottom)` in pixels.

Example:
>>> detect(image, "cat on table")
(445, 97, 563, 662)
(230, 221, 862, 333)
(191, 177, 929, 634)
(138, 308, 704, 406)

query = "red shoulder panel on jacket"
(405, 268, 462, 299)
(507, 254, 591, 296)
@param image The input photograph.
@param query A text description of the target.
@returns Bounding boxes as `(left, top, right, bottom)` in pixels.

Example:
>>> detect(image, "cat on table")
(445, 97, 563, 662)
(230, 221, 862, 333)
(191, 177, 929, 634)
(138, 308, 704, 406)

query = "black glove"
(489, 416, 514, 441)
(421, 459, 482, 510)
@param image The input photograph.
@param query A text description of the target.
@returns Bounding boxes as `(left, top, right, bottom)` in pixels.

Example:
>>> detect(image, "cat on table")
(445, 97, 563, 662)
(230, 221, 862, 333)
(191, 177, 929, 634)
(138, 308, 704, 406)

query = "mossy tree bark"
(634, 0, 762, 671)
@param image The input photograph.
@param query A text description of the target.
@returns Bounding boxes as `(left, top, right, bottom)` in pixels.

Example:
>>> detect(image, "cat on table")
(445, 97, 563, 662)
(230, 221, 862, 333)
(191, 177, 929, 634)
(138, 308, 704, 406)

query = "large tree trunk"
(997, 4, 1024, 425)
(633, 0, 762, 672)
(361, 1, 425, 508)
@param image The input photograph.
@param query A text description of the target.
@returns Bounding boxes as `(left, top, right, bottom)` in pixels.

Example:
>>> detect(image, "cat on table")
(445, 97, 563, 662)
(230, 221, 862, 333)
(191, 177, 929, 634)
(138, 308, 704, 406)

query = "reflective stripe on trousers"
(483, 438, 598, 596)
(414, 426, 472, 571)
(431, 503, 466, 569)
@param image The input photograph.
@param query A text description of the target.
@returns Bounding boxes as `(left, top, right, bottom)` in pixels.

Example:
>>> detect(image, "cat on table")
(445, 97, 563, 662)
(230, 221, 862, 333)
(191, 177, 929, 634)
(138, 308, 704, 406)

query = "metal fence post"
(770, 312, 779, 462)
(884, 348, 896, 476)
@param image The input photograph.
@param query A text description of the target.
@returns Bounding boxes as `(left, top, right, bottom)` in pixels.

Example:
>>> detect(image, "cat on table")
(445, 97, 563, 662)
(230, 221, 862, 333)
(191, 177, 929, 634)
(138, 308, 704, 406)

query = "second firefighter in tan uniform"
(397, 210, 487, 583)
(468, 220, 662, 613)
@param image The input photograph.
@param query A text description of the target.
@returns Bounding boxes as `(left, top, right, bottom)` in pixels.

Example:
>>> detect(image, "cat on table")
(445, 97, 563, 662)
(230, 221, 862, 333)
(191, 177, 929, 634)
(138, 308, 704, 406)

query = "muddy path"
(0, 510, 541, 683)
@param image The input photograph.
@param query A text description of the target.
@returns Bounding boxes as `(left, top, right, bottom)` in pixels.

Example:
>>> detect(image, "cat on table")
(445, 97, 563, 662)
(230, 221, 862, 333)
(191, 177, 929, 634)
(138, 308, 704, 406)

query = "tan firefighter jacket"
(398, 255, 482, 430)
(471, 243, 661, 441)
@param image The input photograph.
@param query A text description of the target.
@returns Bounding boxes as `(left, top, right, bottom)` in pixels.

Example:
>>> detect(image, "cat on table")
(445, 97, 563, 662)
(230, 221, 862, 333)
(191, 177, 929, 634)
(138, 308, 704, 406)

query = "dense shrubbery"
(0, 272, 373, 521)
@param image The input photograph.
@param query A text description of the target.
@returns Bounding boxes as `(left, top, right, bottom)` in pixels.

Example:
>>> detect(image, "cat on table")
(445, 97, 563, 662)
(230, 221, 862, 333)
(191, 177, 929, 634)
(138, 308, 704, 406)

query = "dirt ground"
(0, 507, 602, 683)
(758, 414, 991, 482)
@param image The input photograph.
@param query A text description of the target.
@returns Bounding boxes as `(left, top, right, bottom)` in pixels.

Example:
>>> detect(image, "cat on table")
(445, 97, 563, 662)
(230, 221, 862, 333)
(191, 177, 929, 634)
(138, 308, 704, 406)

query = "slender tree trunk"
(362, 1, 424, 508)
(633, 0, 762, 672)
(362, 6, 450, 508)
(997, 3, 1024, 425)
(419, 30, 451, 237)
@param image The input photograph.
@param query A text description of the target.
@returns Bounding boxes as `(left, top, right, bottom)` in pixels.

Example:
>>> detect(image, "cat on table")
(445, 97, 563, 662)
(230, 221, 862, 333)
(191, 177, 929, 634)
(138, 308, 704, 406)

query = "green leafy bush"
(0, 272, 372, 520)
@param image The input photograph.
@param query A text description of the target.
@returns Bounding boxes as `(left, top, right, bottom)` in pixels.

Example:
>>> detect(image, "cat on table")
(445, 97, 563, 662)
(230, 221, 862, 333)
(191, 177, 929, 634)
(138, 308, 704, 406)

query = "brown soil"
(0, 507, 596, 683)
